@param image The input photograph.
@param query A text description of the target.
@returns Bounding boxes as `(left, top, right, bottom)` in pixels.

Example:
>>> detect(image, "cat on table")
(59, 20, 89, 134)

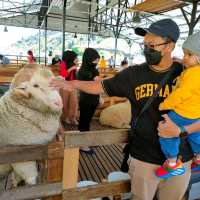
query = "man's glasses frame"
(139, 42, 170, 50)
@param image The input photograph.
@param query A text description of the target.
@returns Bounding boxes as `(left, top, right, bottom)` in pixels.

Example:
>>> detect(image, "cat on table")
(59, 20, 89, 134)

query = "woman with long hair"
(59, 50, 79, 125)
(78, 48, 100, 153)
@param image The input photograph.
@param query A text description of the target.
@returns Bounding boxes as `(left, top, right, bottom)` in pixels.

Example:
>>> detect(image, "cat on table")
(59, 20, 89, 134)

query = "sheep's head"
(10, 64, 63, 113)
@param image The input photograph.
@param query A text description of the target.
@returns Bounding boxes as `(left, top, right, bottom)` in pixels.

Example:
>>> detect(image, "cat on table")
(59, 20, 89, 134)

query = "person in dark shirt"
(50, 19, 200, 200)
(78, 48, 100, 153)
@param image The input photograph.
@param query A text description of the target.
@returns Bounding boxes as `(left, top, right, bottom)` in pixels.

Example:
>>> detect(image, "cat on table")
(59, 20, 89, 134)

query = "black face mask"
(143, 47, 162, 65)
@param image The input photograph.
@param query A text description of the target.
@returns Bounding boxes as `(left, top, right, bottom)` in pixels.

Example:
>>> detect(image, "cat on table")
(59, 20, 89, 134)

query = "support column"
(114, 37, 118, 68)
(38, 29, 41, 64)
(44, 16, 47, 66)
(62, 0, 67, 54)
(88, 0, 92, 47)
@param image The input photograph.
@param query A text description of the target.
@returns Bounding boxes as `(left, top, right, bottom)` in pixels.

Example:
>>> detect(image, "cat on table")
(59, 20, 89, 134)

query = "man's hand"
(157, 114, 180, 138)
(49, 77, 73, 91)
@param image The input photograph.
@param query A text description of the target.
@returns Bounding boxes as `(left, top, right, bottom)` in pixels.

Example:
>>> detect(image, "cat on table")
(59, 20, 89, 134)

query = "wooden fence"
(0, 129, 130, 200)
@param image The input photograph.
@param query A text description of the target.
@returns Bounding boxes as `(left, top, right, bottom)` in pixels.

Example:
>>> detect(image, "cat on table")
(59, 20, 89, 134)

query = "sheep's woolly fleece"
(0, 64, 62, 184)
(99, 101, 131, 128)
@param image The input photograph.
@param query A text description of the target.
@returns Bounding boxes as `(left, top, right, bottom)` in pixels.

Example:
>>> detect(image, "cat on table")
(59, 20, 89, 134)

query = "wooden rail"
(65, 129, 128, 148)
(0, 142, 64, 164)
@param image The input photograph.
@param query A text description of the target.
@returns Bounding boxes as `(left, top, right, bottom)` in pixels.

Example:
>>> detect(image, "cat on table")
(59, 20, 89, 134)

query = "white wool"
(0, 66, 62, 187)
(99, 101, 131, 128)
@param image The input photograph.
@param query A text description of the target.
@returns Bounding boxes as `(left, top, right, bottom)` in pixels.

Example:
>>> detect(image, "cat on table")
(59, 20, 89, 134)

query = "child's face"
(183, 49, 199, 68)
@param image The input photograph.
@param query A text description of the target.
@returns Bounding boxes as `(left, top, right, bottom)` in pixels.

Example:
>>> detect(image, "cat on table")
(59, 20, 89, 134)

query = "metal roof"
(0, 0, 199, 42)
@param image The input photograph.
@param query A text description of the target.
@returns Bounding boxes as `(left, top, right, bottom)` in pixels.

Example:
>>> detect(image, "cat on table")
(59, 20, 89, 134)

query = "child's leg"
(187, 132, 200, 170)
(156, 137, 185, 179)
(159, 137, 180, 166)
(187, 132, 200, 155)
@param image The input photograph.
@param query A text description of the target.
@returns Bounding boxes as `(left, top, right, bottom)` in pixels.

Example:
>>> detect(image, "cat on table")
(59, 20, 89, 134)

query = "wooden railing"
(0, 129, 130, 200)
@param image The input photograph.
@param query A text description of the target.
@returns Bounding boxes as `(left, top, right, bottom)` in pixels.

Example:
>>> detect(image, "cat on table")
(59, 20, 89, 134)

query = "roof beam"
(38, 0, 50, 28)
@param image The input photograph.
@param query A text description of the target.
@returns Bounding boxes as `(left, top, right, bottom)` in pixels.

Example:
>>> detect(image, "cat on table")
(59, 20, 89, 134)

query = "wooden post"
(62, 148, 79, 190)
(45, 141, 64, 200)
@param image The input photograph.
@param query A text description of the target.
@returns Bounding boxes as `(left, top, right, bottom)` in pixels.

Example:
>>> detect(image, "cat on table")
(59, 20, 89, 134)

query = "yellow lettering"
(163, 85, 170, 97)
(135, 87, 140, 100)
(140, 84, 146, 99)
(154, 84, 158, 90)
(146, 84, 154, 97)
(159, 88, 163, 97)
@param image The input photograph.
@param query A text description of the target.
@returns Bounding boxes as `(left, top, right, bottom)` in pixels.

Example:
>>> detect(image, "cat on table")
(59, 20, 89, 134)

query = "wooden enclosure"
(0, 129, 130, 200)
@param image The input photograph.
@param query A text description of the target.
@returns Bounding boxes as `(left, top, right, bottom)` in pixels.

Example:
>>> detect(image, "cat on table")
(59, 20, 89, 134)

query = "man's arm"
(50, 78, 104, 95)
(158, 114, 200, 138)
(72, 80, 104, 94)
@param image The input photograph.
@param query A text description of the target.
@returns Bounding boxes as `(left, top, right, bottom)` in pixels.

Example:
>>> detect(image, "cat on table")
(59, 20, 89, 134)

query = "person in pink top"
(59, 50, 78, 80)
(27, 50, 36, 64)
(59, 50, 79, 125)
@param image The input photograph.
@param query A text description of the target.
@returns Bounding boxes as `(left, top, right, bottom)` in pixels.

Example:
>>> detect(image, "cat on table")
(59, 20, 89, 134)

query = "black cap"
(135, 19, 180, 42)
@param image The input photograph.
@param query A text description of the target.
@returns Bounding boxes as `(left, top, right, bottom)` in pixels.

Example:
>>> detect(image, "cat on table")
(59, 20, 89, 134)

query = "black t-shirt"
(102, 62, 193, 165)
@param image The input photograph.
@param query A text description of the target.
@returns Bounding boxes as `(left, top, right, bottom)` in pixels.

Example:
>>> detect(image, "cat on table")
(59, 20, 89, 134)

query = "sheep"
(99, 101, 131, 128)
(0, 64, 63, 187)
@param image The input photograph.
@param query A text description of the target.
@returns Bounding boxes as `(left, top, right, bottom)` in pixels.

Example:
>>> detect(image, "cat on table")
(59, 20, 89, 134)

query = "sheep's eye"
(33, 84, 39, 88)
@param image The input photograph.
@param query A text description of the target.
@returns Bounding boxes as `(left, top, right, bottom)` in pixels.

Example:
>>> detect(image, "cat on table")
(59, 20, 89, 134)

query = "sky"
(0, 25, 38, 54)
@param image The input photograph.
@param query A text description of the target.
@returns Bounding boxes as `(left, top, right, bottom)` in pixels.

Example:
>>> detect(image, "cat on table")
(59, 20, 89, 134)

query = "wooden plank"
(78, 154, 88, 181)
(45, 159, 63, 200)
(45, 142, 64, 200)
(63, 180, 131, 200)
(84, 152, 105, 182)
(88, 149, 108, 180)
(48, 141, 64, 159)
(0, 142, 64, 165)
(0, 145, 48, 164)
(109, 145, 124, 162)
(0, 77, 13, 83)
(95, 147, 115, 174)
(129, 0, 185, 13)
(79, 152, 94, 181)
(81, 153, 101, 182)
(64, 129, 128, 148)
(103, 145, 122, 168)
(62, 148, 79, 189)
(99, 146, 120, 170)
(0, 182, 62, 200)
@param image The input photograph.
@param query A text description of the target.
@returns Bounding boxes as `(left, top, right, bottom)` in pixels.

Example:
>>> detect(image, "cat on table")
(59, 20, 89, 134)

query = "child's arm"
(159, 67, 200, 110)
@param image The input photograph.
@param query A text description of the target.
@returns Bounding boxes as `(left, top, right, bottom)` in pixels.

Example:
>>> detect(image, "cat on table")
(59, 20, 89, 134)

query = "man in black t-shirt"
(50, 19, 200, 200)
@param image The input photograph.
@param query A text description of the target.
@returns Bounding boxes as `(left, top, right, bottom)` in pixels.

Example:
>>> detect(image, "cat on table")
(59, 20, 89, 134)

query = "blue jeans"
(159, 111, 200, 159)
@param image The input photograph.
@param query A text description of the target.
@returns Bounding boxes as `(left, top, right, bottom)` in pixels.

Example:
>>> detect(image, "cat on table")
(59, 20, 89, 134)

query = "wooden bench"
(0, 64, 47, 84)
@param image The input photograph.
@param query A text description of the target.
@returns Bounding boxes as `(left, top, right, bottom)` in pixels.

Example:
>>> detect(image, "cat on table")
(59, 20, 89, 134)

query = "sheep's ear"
(13, 85, 30, 99)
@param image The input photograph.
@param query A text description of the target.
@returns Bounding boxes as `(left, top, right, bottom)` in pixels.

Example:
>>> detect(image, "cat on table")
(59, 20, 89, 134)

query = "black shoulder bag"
(121, 67, 175, 172)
